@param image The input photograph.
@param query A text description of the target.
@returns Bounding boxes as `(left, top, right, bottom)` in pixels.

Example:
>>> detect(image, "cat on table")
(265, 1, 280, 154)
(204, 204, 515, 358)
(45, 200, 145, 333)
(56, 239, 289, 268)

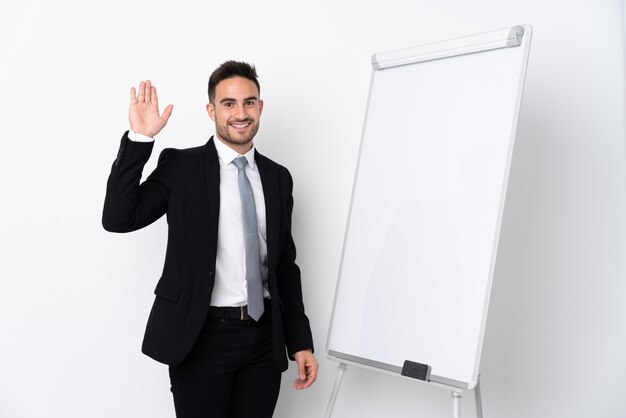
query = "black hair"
(208, 60, 260, 103)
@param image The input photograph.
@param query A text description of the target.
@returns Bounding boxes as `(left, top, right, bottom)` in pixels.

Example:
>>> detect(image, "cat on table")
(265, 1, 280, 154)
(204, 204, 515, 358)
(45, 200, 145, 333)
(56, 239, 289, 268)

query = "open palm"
(129, 80, 173, 138)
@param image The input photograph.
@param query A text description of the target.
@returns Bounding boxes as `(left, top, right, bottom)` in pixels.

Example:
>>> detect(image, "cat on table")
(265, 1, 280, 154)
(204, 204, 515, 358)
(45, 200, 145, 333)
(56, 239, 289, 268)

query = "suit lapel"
(256, 151, 280, 270)
(202, 137, 220, 236)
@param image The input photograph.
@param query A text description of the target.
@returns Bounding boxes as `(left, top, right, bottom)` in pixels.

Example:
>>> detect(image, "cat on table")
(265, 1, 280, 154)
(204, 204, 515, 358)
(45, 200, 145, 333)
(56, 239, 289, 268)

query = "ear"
(258, 99, 264, 115)
(206, 102, 216, 122)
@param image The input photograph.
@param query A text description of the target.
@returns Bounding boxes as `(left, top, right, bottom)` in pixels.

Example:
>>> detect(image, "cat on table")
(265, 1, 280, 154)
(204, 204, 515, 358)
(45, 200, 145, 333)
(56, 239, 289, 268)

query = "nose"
(234, 104, 247, 120)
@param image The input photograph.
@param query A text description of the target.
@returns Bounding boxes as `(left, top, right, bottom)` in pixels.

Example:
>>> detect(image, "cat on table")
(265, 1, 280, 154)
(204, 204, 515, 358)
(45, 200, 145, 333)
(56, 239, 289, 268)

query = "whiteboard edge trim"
(372, 24, 525, 70)
(469, 24, 534, 388)
(327, 351, 469, 391)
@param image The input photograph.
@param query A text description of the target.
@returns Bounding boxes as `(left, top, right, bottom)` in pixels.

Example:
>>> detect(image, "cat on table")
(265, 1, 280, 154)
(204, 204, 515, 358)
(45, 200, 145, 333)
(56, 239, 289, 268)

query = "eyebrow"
(219, 96, 259, 104)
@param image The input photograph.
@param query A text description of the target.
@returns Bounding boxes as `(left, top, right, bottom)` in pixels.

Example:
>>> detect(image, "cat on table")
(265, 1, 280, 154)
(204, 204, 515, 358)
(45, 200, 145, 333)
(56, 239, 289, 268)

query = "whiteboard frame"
(326, 24, 533, 391)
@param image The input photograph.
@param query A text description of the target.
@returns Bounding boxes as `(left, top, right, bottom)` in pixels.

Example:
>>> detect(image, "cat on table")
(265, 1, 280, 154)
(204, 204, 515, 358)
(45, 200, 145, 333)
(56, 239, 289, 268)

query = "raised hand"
(129, 80, 174, 138)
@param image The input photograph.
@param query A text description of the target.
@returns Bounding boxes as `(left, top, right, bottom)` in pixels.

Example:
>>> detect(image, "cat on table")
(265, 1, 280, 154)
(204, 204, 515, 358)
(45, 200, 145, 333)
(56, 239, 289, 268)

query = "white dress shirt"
(128, 130, 270, 307)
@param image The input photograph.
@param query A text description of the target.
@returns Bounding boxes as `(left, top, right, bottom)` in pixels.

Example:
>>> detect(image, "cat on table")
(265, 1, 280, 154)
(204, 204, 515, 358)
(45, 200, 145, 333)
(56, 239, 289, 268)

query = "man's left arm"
(276, 168, 318, 389)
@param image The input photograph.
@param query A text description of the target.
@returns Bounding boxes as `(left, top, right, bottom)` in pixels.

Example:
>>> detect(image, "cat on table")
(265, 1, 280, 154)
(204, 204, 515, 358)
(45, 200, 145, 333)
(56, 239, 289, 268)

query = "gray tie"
(233, 157, 264, 321)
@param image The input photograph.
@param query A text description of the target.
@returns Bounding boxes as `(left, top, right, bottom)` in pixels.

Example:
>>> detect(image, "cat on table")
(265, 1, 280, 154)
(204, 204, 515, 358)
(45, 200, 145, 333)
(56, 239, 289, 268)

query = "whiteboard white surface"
(327, 25, 532, 389)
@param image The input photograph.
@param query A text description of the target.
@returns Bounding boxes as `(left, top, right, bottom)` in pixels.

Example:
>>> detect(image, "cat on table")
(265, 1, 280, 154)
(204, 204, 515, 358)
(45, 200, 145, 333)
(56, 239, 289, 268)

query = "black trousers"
(168, 308, 281, 418)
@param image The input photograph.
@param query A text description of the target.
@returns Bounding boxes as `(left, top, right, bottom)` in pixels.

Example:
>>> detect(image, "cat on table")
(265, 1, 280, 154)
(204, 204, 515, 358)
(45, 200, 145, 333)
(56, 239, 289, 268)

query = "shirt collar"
(213, 134, 256, 169)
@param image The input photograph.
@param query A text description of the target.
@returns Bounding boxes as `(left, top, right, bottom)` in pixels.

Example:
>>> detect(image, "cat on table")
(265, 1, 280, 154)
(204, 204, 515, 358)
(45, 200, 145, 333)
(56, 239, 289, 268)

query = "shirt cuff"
(128, 129, 155, 142)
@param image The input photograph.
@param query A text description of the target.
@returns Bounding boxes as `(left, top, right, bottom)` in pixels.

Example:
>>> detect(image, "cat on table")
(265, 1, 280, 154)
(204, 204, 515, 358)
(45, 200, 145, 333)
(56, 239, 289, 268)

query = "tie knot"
(233, 157, 248, 171)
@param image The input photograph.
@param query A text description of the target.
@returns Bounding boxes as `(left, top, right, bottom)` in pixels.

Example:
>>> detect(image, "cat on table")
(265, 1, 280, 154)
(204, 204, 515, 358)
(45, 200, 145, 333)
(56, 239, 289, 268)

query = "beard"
(215, 117, 260, 149)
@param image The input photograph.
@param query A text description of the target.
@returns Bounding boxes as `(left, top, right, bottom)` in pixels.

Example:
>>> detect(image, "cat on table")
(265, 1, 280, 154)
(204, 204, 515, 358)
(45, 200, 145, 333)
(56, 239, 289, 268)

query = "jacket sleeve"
(276, 170, 315, 357)
(102, 131, 175, 233)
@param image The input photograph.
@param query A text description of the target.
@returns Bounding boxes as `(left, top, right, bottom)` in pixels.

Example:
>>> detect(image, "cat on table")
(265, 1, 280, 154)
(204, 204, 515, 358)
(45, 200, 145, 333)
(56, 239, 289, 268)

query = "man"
(103, 61, 317, 418)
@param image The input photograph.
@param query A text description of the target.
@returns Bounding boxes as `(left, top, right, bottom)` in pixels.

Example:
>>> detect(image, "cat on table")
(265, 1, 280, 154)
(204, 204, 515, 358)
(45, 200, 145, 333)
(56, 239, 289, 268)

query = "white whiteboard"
(327, 25, 532, 390)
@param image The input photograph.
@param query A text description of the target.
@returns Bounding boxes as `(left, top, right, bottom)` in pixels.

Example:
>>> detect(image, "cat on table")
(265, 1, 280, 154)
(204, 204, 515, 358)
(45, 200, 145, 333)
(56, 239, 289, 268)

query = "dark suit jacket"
(102, 132, 313, 371)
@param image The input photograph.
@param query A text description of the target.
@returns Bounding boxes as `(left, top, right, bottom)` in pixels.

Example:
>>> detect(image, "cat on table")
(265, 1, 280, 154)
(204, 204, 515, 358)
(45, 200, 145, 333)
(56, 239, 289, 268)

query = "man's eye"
(245, 101, 255, 106)
(224, 102, 233, 107)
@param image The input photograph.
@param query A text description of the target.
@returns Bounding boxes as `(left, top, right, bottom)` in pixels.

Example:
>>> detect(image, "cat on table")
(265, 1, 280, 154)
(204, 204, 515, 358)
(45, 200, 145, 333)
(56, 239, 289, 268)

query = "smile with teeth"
(230, 121, 251, 129)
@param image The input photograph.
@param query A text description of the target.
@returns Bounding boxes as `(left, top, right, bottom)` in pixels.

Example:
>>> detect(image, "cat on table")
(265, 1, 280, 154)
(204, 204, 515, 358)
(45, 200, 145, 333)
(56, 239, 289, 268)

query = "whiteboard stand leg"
(474, 377, 483, 418)
(452, 391, 462, 418)
(324, 363, 348, 418)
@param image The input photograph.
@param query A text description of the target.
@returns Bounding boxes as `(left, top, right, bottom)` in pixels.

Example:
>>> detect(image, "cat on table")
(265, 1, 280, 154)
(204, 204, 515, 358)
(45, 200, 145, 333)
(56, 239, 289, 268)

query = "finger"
(161, 104, 174, 123)
(145, 80, 152, 103)
(130, 87, 138, 104)
(293, 373, 315, 390)
(138, 81, 146, 103)
(151, 86, 159, 107)
(293, 377, 308, 390)
(301, 378, 314, 389)
(304, 364, 317, 384)
(306, 362, 318, 386)
(292, 362, 316, 389)
(297, 361, 306, 380)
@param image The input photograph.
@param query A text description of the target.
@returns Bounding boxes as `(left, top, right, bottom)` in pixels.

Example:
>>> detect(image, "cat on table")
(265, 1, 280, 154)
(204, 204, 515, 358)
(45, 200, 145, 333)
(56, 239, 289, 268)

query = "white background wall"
(1, 1, 625, 417)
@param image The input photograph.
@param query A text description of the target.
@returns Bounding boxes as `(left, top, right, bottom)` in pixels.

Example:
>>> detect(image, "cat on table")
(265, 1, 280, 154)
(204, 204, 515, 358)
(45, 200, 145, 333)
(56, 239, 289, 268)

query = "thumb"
(162, 104, 174, 123)
(298, 359, 306, 380)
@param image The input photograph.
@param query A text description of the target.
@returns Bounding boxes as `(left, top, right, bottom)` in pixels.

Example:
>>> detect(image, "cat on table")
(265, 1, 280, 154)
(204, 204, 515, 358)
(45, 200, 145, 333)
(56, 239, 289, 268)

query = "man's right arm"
(102, 132, 174, 232)
(102, 80, 175, 233)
